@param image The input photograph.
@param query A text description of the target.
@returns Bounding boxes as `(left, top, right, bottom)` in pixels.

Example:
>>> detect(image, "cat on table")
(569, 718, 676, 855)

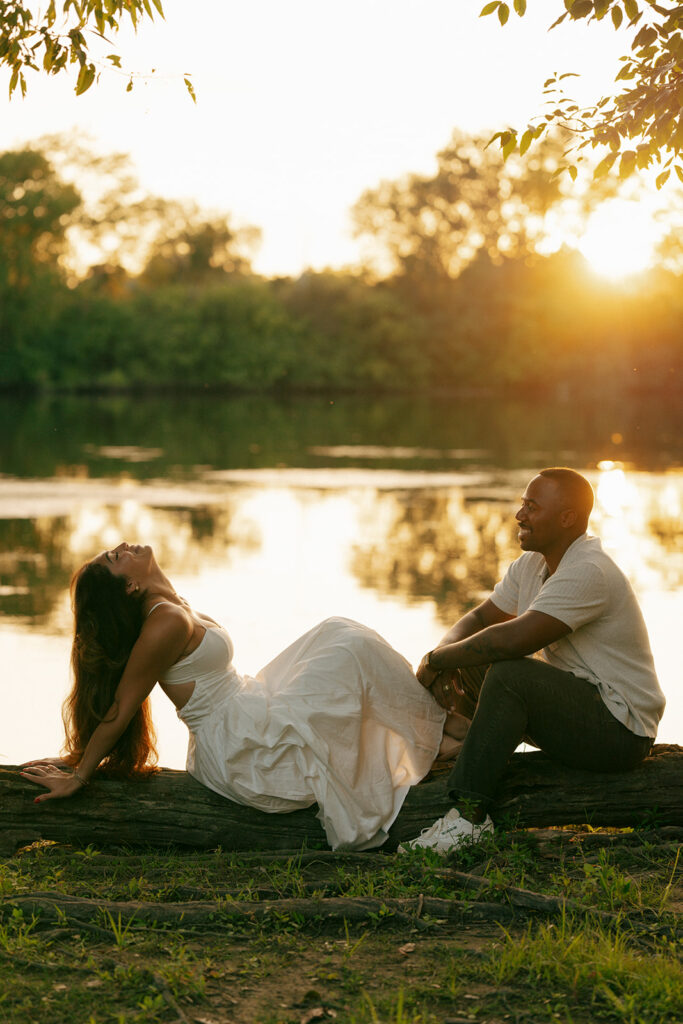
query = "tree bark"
(1, 745, 680, 856)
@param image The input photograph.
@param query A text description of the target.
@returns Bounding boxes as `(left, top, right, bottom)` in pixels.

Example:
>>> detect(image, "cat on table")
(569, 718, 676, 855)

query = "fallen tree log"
(1, 745, 680, 855)
(2, 891, 516, 930)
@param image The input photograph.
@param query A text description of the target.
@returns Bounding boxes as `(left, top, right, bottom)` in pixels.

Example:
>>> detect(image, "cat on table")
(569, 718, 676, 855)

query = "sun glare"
(577, 199, 661, 281)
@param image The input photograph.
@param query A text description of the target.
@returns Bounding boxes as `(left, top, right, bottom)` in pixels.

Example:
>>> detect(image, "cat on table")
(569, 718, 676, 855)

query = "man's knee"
(482, 659, 533, 697)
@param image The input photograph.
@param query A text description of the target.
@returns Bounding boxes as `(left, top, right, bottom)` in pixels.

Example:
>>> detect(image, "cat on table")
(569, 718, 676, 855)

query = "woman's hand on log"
(20, 764, 84, 803)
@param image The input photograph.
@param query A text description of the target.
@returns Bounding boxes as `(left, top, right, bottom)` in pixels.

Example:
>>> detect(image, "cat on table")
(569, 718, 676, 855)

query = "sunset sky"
(0, 0, 669, 276)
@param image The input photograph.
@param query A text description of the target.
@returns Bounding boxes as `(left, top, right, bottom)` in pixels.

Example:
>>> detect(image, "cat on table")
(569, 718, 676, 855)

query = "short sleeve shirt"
(491, 534, 664, 738)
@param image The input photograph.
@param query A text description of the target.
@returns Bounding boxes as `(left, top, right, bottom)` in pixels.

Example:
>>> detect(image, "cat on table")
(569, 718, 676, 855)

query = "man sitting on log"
(401, 467, 665, 855)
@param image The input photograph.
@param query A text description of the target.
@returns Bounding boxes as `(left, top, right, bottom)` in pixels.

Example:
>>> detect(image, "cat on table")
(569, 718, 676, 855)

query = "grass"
(0, 826, 680, 1024)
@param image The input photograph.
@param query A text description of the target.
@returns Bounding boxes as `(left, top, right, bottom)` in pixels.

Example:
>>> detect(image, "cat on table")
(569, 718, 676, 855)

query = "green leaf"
(43, 39, 55, 71)
(618, 150, 637, 178)
(75, 62, 95, 95)
(486, 131, 506, 149)
(107, 53, 122, 67)
(594, 151, 618, 178)
(549, 11, 569, 28)
(636, 144, 652, 169)
(151, 0, 165, 14)
(184, 76, 196, 104)
(502, 131, 517, 159)
(610, 5, 623, 29)
(519, 129, 534, 155)
(623, 0, 639, 22)
(513, 0, 526, 15)
(594, 0, 610, 20)
(568, 1, 593, 19)
(498, 3, 510, 25)
(126, 77, 133, 93)
(479, 1, 500, 15)
(632, 26, 656, 49)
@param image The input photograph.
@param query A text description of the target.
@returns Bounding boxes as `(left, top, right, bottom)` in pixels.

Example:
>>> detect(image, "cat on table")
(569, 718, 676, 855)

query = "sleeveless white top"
(157, 615, 445, 851)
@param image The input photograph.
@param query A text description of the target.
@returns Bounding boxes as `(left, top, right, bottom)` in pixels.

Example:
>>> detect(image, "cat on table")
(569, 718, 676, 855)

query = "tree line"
(0, 134, 680, 396)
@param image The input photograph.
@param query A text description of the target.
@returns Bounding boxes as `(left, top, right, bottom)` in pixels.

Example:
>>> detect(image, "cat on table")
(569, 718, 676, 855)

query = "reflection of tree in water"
(647, 514, 683, 592)
(0, 518, 73, 624)
(350, 490, 519, 626)
(0, 500, 259, 628)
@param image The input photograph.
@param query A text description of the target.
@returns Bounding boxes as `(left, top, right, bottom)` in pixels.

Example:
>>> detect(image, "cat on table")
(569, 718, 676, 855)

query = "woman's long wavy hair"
(62, 561, 158, 776)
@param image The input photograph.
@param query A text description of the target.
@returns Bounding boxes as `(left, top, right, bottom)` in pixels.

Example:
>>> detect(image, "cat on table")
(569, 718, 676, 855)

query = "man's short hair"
(538, 467, 594, 529)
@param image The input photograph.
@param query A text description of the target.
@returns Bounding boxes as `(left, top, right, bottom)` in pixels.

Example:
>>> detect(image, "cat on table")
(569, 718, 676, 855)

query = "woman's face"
(92, 543, 154, 590)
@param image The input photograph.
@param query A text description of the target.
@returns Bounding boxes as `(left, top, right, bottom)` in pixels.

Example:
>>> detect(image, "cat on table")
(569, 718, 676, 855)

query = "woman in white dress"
(21, 542, 467, 850)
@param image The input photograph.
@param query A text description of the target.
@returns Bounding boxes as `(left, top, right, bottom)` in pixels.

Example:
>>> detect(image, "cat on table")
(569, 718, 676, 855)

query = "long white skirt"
(185, 617, 446, 850)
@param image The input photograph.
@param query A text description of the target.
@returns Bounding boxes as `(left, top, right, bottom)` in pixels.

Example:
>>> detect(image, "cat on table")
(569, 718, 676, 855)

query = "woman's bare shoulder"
(142, 602, 194, 643)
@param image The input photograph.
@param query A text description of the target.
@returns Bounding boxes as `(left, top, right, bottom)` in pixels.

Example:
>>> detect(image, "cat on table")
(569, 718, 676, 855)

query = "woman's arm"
(21, 607, 192, 802)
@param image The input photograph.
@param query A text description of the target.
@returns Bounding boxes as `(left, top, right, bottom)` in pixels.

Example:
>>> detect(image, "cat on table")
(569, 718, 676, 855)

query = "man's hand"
(417, 653, 465, 713)
(416, 652, 441, 689)
(20, 764, 84, 803)
(430, 671, 465, 713)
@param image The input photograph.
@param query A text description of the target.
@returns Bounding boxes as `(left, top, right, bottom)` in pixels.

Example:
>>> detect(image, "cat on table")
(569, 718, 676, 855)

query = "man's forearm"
(436, 605, 489, 647)
(429, 621, 534, 670)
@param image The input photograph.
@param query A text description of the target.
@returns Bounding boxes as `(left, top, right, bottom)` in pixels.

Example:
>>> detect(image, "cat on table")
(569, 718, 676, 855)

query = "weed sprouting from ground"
(482, 914, 682, 1022)
(1, 828, 680, 1024)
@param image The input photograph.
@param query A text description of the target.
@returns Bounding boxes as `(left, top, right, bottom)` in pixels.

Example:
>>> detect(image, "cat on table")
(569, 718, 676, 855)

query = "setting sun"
(577, 199, 662, 280)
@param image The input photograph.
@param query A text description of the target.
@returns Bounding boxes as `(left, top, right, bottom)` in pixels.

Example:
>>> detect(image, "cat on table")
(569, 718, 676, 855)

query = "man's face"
(515, 476, 569, 555)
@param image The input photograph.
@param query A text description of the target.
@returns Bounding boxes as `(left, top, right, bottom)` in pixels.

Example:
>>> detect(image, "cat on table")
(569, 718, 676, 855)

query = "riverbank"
(2, 825, 680, 1023)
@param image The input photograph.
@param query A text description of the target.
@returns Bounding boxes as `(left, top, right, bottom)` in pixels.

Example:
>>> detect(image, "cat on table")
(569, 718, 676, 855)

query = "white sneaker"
(398, 808, 493, 855)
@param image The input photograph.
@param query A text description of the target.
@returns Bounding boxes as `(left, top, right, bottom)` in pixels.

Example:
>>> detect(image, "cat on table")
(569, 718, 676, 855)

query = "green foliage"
(0, 148, 81, 385)
(352, 130, 571, 286)
(2, 834, 679, 1024)
(486, 917, 682, 1022)
(139, 217, 260, 286)
(481, 0, 683, 183)
(0, 0, 165, 97)
(0, 139, 680, 397)
(0, 149, 81, 283)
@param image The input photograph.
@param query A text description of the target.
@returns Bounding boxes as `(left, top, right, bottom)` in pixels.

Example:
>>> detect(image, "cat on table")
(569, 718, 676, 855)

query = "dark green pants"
(447, 659, 654, 815)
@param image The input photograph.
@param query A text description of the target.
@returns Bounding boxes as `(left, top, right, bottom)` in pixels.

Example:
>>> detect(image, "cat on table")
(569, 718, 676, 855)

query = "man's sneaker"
(398, 808, 493, 855)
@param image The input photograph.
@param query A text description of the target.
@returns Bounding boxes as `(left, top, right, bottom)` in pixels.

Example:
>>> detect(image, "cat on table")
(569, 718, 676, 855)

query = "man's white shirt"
(491, 534, 665, 738)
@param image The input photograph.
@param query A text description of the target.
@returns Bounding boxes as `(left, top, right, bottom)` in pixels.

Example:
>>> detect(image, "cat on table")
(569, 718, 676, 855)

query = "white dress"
(160, 616, 446, 850)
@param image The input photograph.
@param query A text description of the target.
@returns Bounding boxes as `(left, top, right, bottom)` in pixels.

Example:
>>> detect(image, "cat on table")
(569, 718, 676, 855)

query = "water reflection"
(1, 469, 681, 637)
(1, 390, 681, 480)
(351, 491, 519, 626)
(0, 490, 257, 629)
(592, 464, 683, 594)
(1, 395, 681, 765)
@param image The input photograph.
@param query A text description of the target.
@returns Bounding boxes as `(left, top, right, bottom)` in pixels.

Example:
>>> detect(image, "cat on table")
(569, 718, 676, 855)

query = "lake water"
(1, 392, 681, 769)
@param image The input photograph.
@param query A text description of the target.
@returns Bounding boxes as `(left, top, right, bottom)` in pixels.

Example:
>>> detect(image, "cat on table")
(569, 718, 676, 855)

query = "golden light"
(577, 199, 662, 280)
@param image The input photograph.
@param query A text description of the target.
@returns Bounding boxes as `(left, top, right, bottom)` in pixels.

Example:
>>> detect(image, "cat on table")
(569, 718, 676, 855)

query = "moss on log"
(1, 745, 680, 856)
